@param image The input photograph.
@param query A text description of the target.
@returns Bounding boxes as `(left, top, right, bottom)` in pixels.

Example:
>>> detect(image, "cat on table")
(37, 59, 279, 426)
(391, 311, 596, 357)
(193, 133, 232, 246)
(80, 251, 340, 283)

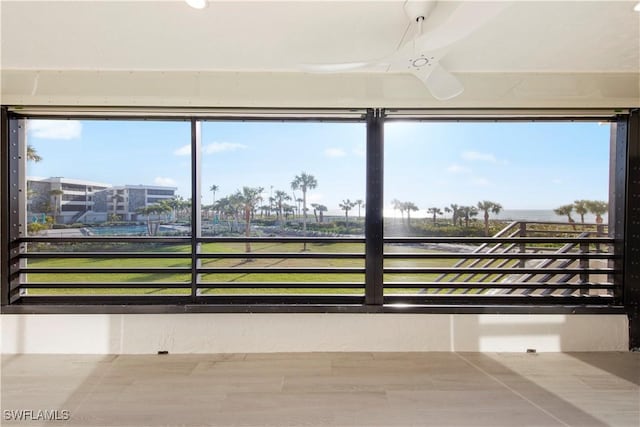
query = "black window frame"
(1, 107, 638, 342)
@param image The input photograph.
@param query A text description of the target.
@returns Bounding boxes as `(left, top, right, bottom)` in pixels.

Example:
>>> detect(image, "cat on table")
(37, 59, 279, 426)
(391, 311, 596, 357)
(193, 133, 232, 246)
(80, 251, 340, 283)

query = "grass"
(24, 241, 533, 297)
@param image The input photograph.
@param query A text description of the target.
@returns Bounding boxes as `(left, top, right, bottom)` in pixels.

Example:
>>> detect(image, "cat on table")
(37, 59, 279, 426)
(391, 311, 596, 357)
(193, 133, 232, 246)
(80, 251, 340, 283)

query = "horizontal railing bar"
(17, 237, 190, 244)
(383, 253, 615, 260)
(193, 295, 366, 304)
(522, 221, 607, 226)
(383, 282, 614, 289)
(18, 252, 192, 259)
(198, 267, 365, 274)
(197, 237, 365, 243)
(16, 296, 194, 304)
(20, 282, 191, 289)
(14, 237, 613, 245)
(197, 282, 364, 289)
(384, 237, 613, 244)
(383, 295, 615, 305)
(384, 267, 615, 274)
(16, 295, 364, 305)
(524, 230, 605, 235)
(198, 252, 365, 259)
(22, 268, 191, 274)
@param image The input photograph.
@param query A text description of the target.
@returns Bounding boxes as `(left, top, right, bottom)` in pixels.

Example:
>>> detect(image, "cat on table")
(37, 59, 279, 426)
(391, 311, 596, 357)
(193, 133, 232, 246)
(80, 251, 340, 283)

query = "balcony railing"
(6, 221, 617, 309)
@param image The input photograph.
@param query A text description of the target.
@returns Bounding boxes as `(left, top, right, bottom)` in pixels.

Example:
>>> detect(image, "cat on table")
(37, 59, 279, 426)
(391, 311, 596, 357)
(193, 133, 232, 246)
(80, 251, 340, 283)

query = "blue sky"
(27, 119, 610, 215)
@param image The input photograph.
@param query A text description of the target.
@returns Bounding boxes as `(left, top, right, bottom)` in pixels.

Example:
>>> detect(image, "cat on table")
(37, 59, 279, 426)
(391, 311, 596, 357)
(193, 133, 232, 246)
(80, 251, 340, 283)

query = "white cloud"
(325, 148, 346, 158)
(174, 142, 247, 156)
(154, 177, 176, 186)
(28, 120, 81, 140)
(462, 151, 497, 163)
(552, 178, 563, 184)
(471, 177, 490, 186)
(203, 142, 247, 154)
(446, 164, 471, 174)
(174, 144, 191, 156)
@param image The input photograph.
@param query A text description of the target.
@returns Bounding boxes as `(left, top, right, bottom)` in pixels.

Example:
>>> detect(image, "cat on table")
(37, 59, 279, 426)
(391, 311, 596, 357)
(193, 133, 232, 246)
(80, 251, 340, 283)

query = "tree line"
(392, 199, 503, 236)
(554, 200, 608, 224)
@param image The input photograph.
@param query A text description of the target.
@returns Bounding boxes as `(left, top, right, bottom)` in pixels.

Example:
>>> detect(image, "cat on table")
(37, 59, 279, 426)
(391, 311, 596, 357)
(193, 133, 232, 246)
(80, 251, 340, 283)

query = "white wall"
(2, 70, 638, 108)
(0, 314, 628, 354)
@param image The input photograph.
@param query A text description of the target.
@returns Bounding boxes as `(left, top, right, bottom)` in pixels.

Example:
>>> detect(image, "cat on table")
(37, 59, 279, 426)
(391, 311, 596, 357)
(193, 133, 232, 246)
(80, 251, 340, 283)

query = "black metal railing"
(7, 222, 618, 307)
(383, 221, 615, 305)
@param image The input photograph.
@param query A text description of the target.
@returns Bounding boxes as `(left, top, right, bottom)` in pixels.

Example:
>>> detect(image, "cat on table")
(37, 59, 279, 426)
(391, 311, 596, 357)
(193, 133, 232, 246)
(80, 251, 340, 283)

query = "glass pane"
(199, 121, 366, 295)
(26, 119, 192, 236)
(24, 119, 192, 296)
(384, 121, 611, 296)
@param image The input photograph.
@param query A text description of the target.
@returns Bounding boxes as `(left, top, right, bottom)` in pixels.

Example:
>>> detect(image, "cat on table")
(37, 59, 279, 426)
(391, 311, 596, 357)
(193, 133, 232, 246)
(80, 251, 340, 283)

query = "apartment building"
(27, 178, 176, 223)
(95, 185, 177, 222)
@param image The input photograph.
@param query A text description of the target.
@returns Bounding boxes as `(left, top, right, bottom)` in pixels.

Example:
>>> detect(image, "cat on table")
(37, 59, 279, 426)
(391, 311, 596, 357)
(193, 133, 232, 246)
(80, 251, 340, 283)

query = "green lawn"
(25, 241, 520, 296)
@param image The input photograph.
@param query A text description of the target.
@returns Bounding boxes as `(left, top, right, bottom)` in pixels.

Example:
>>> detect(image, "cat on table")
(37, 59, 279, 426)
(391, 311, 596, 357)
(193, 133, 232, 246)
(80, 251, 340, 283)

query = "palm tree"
(311, 203, 319, 223)
(273, 190, 291, 226)
(448, 204, 461, 227)
(574, 200, 589, 224)
(110, 192, 124, 222)
(355, 199, 364, 219)
(403, 202, 419, 226)
(27, 145, 42, 162)
(586, 200, 608, 224)
(339, 199, 356, 228)
(48, 189, 64, 221)
(477, 201, 503, 236)
(554, 204, 575, 225)
(461, 206, 478, 227)
(427, 207, 442, 225)
(209, 185, 219, 206)
(392, 199, 404, 224)
(315, 204, 328, 223)
(291, 172, 318, 250)
(295, 198, 303, 217)
(137, 203, 172, 235)
(236, 186, 263, 252)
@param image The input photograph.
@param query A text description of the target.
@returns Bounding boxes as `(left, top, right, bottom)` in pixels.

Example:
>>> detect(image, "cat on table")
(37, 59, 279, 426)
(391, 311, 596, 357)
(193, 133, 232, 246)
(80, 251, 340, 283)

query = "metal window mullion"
(622, 110, 640, 350)
(1, 107, 9, 306)
(365, 109, 384, 305)
(191, 119, 202, 301)
(2, 112, 25, 306)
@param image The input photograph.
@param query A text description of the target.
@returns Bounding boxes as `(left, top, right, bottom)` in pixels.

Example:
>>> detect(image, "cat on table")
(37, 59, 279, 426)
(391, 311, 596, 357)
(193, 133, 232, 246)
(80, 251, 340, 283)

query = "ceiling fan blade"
(299, 62, 372, 73)
(416, 2, 509, 52)
(412, 63, 463, 100)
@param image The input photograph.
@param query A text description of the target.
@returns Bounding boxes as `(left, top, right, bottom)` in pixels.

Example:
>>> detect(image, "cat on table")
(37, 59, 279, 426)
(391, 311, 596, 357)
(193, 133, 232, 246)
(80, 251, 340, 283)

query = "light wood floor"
(1, 352, 638, 426)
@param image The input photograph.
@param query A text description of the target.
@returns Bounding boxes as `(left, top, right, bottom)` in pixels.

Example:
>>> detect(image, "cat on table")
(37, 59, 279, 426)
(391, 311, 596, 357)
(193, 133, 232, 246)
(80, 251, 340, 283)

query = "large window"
(383, 120, 612, 298)
(23, 119, 192, 297)
(1, 109, 626, 311)
(198, 121, 366, 296)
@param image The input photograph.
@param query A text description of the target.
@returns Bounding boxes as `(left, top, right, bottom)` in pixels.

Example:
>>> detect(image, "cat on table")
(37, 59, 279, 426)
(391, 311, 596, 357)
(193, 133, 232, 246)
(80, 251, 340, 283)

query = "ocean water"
(494, 209, 607, 223)
(371, 209, 608, 223)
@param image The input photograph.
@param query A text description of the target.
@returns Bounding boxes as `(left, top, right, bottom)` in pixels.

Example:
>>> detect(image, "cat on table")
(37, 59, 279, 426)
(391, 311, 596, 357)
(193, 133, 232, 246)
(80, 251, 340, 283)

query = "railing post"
(579, 241, 589, 296)
(518, 222, 527, 269)
(365, 109, 384, 306)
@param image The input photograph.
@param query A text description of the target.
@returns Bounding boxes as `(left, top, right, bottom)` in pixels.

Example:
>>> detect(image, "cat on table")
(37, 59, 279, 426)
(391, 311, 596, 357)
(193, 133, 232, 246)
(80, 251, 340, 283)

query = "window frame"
(1, 107, 635, 317)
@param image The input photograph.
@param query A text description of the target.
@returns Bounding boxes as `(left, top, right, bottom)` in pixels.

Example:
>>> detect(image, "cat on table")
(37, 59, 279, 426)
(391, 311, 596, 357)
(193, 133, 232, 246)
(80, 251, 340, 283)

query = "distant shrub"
(27, 222, 49, 234)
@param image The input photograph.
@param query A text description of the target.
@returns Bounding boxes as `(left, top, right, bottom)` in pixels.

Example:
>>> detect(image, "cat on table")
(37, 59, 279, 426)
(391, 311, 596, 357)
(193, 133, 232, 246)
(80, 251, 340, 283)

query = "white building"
(27, 177, 111, 224)
(28, 178, 176, 224)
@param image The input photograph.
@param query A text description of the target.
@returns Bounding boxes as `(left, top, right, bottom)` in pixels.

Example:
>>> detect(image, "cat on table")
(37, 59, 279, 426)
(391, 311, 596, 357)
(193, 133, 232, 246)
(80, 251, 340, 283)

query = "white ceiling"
(1, 0, 638, 108)
(1, 0, 639, 72)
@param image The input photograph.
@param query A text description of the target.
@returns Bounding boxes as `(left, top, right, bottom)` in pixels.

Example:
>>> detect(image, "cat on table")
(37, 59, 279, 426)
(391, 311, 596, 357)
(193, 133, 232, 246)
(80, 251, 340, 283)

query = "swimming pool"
(86, 225, 174, 236)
